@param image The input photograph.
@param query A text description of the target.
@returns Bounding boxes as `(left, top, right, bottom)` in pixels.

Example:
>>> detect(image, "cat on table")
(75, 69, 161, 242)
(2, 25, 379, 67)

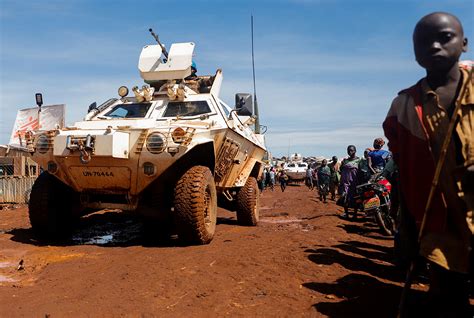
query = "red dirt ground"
(0, 184, 454, 317)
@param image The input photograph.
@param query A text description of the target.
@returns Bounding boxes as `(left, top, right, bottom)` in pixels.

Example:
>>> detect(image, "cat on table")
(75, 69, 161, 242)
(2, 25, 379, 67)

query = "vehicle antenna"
(251, 15, 260, 134)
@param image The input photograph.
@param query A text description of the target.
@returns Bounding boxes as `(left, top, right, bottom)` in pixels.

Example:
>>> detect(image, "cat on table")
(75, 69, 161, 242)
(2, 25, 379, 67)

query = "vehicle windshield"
(298, 163, 307, 168)
(163, 101, 211, 117)
(102, 102, 152, 118)
(287, 163, 296, 168)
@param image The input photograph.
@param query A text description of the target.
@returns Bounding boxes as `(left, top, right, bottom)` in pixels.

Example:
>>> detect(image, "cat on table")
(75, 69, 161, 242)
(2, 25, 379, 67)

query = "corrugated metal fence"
(0, 177, 36, 204)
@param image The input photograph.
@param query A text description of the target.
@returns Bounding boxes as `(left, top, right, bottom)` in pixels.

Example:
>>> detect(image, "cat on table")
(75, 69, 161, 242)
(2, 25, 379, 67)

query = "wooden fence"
(0, 176, 36, 204)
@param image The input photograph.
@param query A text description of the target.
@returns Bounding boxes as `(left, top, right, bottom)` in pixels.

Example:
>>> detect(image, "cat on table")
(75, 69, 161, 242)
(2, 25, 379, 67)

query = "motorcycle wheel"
(374, 206, 394, 236)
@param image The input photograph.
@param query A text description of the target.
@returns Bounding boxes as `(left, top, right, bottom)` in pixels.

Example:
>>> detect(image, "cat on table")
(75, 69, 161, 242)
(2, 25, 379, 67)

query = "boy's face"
(413, 13, 467, 72)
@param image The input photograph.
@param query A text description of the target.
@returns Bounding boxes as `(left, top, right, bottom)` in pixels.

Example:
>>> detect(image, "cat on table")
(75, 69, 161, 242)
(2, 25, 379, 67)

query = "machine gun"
(148, 28, 169, 59)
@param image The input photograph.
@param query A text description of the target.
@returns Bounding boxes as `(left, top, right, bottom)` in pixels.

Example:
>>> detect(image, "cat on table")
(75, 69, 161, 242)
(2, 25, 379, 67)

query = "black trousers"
(427, 261, 471, 318)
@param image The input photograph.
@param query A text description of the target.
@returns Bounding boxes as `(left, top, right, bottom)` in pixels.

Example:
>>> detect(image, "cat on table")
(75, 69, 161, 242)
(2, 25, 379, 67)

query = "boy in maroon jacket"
(383, 12, 473, 317)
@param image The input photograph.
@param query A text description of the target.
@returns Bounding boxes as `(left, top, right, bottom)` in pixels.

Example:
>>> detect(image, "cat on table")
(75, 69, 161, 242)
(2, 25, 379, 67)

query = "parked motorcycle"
(354, 174, 394, 236)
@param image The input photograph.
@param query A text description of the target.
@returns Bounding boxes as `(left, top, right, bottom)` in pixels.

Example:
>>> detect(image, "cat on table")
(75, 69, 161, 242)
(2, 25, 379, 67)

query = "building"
(0, 145, 39, 203)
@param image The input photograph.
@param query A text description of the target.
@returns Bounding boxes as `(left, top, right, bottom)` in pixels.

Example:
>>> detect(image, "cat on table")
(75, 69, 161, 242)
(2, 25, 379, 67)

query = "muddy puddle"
(72, 215, 143, 246)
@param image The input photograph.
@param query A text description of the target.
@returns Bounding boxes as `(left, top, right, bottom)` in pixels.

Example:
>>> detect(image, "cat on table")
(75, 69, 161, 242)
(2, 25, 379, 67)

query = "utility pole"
(251, 15, 260, 134)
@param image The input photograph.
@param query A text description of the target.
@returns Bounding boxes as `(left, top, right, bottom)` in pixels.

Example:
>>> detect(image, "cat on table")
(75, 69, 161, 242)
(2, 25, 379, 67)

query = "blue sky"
(0, 0, 473, 158)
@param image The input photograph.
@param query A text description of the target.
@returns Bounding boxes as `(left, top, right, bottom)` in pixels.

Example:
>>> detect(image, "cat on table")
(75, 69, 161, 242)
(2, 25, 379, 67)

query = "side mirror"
(235, 93, 253, 116)
(35, 93, 43, 107)
(88, 102, 97, 113)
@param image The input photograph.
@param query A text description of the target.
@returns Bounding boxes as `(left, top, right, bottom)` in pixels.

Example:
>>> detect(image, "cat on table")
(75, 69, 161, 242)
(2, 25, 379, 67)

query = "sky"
(0, 0, 473, 159)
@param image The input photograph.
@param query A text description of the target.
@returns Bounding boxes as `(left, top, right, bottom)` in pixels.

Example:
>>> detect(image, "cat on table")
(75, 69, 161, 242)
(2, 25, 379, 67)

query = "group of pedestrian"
(258, 166, 289, 193)
(304, 157, 339, 203)
(306, 139, 391, 210)
(338, 139, 392, 218)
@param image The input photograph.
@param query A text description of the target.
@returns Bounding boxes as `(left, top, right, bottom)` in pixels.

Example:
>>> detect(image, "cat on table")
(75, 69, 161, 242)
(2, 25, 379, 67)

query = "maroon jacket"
(383, 82, 447, 232)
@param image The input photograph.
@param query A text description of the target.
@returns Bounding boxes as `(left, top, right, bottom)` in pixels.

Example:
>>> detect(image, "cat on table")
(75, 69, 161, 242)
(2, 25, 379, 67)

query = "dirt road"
(1, 184, 428, 317)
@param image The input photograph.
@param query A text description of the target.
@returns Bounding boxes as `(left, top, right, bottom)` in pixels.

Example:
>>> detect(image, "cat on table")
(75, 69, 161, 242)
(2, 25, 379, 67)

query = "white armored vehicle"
(283, 153, 307, 183)
(27, 34, 266, 245)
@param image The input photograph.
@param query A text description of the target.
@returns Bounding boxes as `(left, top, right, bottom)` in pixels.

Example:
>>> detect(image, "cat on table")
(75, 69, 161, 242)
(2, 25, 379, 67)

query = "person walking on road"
(328, 156, 340, 200)
(261, 168, 268, 190)
(305, 165, 314, 190)
(258, 170, 265, 193)
(339, 145, 360, 218)
(317, 159, 331, 203)
(269, 167, 275, 191)
(357, 148, 372, 185)
(279, 170, 289, 192)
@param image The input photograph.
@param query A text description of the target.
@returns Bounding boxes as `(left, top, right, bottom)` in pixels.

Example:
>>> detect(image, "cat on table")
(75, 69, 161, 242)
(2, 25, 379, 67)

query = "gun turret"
(148, 28, 169, 59)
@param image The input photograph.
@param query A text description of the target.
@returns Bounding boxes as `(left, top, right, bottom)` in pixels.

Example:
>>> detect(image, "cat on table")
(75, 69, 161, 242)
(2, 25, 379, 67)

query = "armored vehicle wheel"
(28, 172, 78, 239)
(236, 176, 260, 226)
(174, 166, 217, 245)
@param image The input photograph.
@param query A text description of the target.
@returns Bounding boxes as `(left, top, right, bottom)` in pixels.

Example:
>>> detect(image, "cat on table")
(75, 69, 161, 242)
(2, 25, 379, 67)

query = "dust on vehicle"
(26, 30, 266, 245)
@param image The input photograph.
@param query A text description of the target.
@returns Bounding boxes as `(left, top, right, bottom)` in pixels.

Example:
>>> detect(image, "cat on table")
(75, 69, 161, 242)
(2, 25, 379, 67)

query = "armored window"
(162, 101, 211, 117)
(287, 163, 296, 168)
(103, 103, 152, 118)
(298, 163, 307, 168)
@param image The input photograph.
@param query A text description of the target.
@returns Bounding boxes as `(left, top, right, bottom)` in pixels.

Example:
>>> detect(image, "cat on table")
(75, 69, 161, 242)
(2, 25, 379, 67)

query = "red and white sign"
(9, 104, 65, 146)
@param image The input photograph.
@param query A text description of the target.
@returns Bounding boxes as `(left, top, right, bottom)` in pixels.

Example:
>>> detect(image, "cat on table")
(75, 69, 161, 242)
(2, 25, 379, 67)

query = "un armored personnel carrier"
(27, 34, 266, 245)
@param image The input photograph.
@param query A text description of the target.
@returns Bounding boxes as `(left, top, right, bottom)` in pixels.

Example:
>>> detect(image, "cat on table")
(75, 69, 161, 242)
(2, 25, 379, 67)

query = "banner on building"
(9, 104, 65, 146)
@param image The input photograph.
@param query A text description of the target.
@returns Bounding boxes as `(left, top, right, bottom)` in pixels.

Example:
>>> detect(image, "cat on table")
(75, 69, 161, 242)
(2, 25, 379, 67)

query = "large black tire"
(174, 166, 217, 245)
(236, 177, 260, 226)
(28, 172, 79, 239)
(374, 206, 394, 236)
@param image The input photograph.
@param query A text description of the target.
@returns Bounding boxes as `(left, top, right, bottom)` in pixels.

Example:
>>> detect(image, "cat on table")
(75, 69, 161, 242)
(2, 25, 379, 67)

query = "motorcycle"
(354, 174, 394, 236)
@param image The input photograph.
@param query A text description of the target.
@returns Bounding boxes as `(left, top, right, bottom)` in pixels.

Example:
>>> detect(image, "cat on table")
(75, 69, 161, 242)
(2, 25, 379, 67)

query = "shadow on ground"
(305, 246, 401, 283)
(303, 272, 426, 318)
(304, 237, 432, 317)
(216, 216, 238, 225)
(337, 223, 394, 241)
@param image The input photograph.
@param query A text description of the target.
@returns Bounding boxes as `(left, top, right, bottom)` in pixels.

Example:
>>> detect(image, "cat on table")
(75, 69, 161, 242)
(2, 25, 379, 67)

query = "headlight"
(36, 134, 50, 153)
(118, 86, 129, 97)
(146, 132, 167, 154)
